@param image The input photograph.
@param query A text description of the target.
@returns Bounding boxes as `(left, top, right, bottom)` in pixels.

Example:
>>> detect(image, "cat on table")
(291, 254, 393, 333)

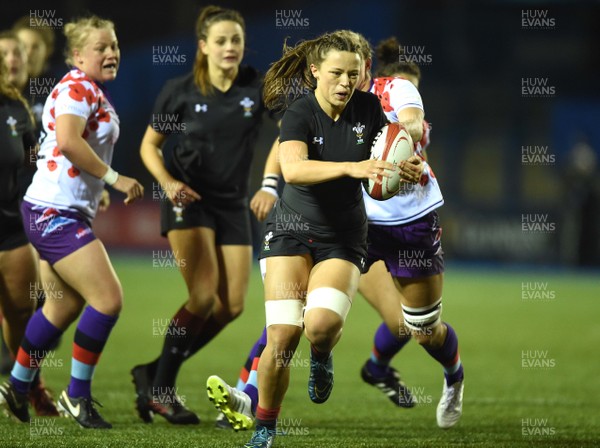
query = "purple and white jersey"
(363, 77, 444, 225)
(25, 69, 119, 220)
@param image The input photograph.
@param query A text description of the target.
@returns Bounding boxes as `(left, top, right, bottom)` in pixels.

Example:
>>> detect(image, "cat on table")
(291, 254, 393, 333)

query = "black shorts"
(259, 219, 368, 273)
(0, 203, 29, 252)
(160, 197, 251, 245)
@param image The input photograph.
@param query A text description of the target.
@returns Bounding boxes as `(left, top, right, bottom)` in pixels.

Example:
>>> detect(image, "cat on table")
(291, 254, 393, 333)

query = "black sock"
(153, 306, 204, 392)
(182, 315, 226, 360)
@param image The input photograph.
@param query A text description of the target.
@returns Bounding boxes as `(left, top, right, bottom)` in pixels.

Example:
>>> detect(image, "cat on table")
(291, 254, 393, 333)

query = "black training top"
(151, 65, 265, 201)
(0, 95, 35, 222)
(278, 89, 387, 241)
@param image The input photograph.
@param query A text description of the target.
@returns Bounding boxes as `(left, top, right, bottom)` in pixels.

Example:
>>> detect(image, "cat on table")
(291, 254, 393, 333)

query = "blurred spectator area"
(4, 0, 600, 265)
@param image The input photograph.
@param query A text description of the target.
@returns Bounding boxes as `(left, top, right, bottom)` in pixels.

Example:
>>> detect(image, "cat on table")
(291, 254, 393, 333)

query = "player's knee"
(217, 299, 244, 323)
(402, 299, 443, 345)
(188, 286, 218, 315)
(92, 285, 124, 317)
(266, 321, 302, 368)
(303, 287, 350, 345)
(1, 300, 33, 324)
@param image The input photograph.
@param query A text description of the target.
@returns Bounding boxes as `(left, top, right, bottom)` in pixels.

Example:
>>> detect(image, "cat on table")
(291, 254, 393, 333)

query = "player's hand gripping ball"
(364, 122, 414, 200)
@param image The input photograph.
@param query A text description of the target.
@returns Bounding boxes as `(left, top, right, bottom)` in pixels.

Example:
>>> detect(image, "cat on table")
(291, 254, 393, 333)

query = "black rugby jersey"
(1, 95, 35, 223)
(278, 90, 387, 237)
(151, 65, 265, 201)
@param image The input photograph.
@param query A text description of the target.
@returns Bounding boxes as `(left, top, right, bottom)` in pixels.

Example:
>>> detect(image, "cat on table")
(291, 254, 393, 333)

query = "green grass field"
(1, 256, 599, 447)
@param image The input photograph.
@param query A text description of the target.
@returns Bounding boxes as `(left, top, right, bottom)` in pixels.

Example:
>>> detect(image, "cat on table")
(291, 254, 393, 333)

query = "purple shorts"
(20, 201, 96, 265)
(366, 211, 444, 279)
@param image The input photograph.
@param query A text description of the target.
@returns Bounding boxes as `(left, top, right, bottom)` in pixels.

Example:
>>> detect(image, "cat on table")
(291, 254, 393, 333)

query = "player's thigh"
(395, 273, 443, 308)
(0, 243, 38, 314)
(39, 260, 85, 330)
(359, 260, 404, 328)
(263, 255, 312, 300)
(308, 258, 360, 297)
(167, 227, 218, 295)
(52, 239, 122, 315)
(215, 244, 252, 316)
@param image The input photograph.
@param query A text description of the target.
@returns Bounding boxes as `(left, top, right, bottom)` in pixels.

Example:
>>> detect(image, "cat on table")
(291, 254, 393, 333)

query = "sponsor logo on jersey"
(75, 227, 93, 240)
(240, 97, 254, 117)
(352, 122, 365, 144)
(312, 136, 323, 145)
(195, 104, 208, 113)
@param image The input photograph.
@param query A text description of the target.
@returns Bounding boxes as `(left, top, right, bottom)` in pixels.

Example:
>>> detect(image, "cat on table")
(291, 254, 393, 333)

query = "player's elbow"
(404, 120, 423, 144)
(281, 163, 302, 184)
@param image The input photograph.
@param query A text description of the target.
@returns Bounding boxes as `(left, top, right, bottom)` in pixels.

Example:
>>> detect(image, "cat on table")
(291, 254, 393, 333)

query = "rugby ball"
(364, 122, 414, 200)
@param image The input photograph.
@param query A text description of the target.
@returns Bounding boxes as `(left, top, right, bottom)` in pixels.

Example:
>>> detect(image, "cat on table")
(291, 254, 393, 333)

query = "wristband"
(262, 173, 279, 189)
(261, 173, 279, 198)
(261, 186, 279, 198)
(102, 166, 119, 186)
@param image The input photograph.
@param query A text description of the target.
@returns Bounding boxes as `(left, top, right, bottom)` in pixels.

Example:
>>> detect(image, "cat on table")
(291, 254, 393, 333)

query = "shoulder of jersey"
(353, 88, 382, 107)
(165, 72, 195, 91)
(237, 65, 261, 86)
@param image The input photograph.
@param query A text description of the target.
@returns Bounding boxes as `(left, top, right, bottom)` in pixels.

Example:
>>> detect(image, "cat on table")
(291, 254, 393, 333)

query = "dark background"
(4, 0, 600, 266)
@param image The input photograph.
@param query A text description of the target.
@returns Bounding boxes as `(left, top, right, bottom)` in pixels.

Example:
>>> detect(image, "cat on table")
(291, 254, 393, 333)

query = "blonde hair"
(194, 5, 245, 95)
(63, 16, 115, 67)
(263, 31, 361, 111)
(0, 57, 34, 125)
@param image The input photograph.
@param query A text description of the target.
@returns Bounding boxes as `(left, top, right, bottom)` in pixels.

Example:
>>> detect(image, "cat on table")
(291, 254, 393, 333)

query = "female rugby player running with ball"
(205, 32, 463, 435)
(238, 30, 423, 448)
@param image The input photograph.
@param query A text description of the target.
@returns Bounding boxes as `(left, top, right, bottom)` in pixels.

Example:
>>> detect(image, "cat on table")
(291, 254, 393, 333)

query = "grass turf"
(1, 256, 599, 447)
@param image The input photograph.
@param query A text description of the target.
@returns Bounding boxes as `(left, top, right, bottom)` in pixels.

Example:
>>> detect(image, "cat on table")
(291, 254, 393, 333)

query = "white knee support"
(402, 298, 442, 332)
(304, 287, 352, 322)
(265, 299, 304, 327)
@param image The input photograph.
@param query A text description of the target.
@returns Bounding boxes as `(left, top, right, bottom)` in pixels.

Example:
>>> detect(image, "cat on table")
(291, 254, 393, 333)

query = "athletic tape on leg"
(259, 258, 267, 282)
(304, 287, 352, 321)
(265, 299, 304, 327)
(402, 298, 442, 332)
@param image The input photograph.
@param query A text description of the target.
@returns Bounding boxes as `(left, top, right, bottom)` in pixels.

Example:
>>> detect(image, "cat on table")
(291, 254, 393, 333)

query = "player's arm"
(397, 107, 424, 145)
(139, 125, 200, 206)
(280, 140, 393, 185)
(396, 108, 427, 182)
(250, 137, 281, 221)
(56, 114, 143, 204)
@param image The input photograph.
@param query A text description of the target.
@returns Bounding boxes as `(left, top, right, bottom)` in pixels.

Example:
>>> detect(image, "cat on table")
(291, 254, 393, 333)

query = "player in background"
(358, 36, 464, 429)
(206, 33, 463, 432)
(131, 5, 279, 425)
(236, 30, 423, 448)
(0, 30, 60, 417)
(0, 16, 143, 429)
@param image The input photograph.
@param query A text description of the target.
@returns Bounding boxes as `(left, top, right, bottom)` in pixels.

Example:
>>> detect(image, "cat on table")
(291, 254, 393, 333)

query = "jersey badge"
(352, 122, 365, 145)
(195, 104, 208, 113)
(263, 231, 274, 251)
(6, 116, 18, 137)
(240, 97, 254, 117)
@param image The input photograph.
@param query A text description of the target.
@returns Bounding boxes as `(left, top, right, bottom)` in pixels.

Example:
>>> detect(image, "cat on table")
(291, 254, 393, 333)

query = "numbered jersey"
(25, 69, 119, 220)
(363, 77, 444, 225)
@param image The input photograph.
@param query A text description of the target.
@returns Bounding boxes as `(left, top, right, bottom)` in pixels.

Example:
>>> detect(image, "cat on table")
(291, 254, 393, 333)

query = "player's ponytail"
(194, 5, 245, 95)
(263, 31, 361, 111)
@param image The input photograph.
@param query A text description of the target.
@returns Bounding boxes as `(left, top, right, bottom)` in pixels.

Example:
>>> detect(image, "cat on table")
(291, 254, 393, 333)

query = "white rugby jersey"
(25, 69, 120, 220)
(363, 77, 444, 225)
